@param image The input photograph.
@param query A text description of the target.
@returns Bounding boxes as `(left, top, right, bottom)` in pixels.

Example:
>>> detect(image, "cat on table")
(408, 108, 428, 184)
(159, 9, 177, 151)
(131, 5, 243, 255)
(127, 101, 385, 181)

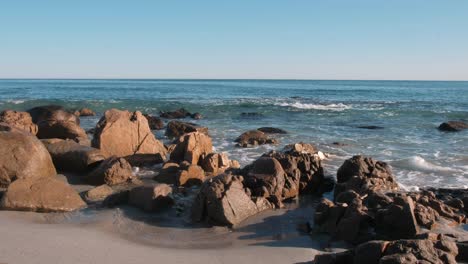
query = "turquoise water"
(0, 79, 467, 189)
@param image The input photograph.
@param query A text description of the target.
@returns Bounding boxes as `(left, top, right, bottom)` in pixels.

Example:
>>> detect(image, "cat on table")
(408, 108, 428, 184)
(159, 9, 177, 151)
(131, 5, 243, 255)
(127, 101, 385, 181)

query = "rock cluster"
(165, 120, 209, 138)
(160, 108, 201, 120)
(143, 114, 164, 130)
(235, 130, 278, 147)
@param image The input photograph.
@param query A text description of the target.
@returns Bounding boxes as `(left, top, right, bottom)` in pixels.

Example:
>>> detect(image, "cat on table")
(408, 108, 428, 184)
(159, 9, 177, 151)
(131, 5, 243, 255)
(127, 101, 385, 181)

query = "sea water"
(0, 79, 467, 189)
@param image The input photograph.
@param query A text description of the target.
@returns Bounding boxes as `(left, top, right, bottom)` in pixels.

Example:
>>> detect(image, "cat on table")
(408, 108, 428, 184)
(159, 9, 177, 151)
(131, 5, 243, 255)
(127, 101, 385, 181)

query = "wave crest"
(276, 102, 351, 111)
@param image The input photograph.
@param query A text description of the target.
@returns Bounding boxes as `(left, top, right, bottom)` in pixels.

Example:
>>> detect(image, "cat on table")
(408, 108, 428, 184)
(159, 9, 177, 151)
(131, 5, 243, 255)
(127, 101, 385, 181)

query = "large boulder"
(154, 162, 205, 186)
(335, 155, 398, 198)
(91, 109, 167, 161)
(191, 174, 271, 226)
(375, 195, 420, 239)
(165, 120, 208, 138)
(86, 157, 134, 186)
(170, 132, 213, 165)
(42, 139, 105, 172)
(129, 184, 173, 212)
(0, 110, 38, 135)
(27, 105, 88, 144)
(235, 130, 277, 147)
(0, 177, 86, 212)
(143, 114, 164, 130)
(244, 157, 285, 200)
(0, 131, 56, 187)
(438, 121, 468, 132)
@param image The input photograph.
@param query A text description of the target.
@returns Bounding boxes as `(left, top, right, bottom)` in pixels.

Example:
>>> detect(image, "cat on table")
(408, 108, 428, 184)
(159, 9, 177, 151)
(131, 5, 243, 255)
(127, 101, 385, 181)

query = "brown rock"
(165, 120, 208, 138)
(129, 184, 173, 212)
(245, 157, 285, 199)
(313, 251, 354, 264)
(438, 121, 468, 132)
(86, 157, 134, 186)
(353, 240, 389, 264)
(191, 174, 260, 226)
(160, 108, 191, 119)
(414, 203, 439, 229)
(85, 184, 114, 203)
(77, 108, 96, 116)
(0, 177, 86, 212)
(200, 152, 232, 176)
(42, 139, 105, 172)
(91, 109, 167, 160)
(257, 127, 287, 134)
(170, 132, 213, 165)
(375, 196, 420, 239)
(154, 162, 180, 184)
(379, 253, 418, 264)
(0, 131, 56, 187)
(143, 114, 164, 130)
(177, 164, 205, 186)
(0, 110, 38, 135)
(235, 130, 277, 147)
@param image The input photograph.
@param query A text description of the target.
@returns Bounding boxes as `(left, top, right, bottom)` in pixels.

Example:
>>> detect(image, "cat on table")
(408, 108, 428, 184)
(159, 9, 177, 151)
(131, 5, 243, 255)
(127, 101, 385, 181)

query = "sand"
(0, 205, 325, 264)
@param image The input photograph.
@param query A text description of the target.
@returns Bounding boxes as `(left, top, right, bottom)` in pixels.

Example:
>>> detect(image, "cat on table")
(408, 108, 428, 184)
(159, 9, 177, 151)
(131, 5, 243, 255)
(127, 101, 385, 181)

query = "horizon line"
(0, 78, 467, 82)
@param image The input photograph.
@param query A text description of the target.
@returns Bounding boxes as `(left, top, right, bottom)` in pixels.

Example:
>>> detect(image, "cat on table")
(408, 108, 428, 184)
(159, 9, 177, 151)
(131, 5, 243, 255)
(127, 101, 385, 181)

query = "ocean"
(0, 79, 467, 189)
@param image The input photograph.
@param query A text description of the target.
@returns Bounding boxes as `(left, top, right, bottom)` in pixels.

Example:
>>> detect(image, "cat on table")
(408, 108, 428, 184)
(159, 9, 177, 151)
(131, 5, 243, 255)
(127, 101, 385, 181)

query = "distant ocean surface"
(0, 79, 467, 189)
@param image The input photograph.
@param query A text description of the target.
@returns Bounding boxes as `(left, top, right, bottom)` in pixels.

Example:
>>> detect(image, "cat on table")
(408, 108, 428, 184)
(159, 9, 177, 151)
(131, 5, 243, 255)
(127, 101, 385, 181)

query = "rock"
(91, 109, 167, 161)
(165, 120, 209, 138)
(384, 239, 457, 264)
(240, 112, 263, 119)
(191, 174, 266, 226)
(177, 164, 205, 186)
(155, 162, 180, 184)
(143, 114, 164, 130)
(199, 152, 234, 176)
(283, 142, 316, 154)
(27, 105, 88, 143)
(42, 139, 105, 172)
(357, 125, 384, 130)
(0, 110, 38, 135)
(0, 177, 86, 212)
(76, 108, 96, 117)
(456, 242, 468, 263)
(129, 184, 173, 212)
(438, 121, 468, 132)
(335, 198, 372, 243)
(257, 127, 287, 134)
(170, 132, 213, 165)
(244, 157, 285, 200)
(413, 203, 439, 229)
(375, 196, 420, 239)
(85, 184, 114, 203)
(379, 253, 418, 264)
(353, 240, 389, 264)
(235, 130, 277, 147)
(0, 131, 56, 187)
(313, 250, 354, 264)
(160, 108, 191, 119)
(335, 156, 398, 197)
(86, 157, 134, 186)
(191, 113, 202, 120)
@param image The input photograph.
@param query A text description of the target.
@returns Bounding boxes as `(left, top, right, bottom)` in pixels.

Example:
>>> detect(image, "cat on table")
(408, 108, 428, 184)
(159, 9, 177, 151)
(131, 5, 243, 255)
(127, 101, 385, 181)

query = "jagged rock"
(42, 139, 105, 172)
(27, 105, 88, 143)
(200, 152, 237, 176)
(379, 253, 418, 264)
(84, 184, 114, 203)
(170, 132, 213, 165)
(413, 203, 439, 229)
(384, 238, 457, 264)
(438, 121, 468, 132)
(0, 110, 38, 135)
(353, 240, 389, 264)
(191, 174, 268, 226)
(0, 131, 56, 187)
(86, 157, 133, 186)
(165, 120, 208, 138)
(235, 130, 277, 147)
(0, 177, 86, 212)
(177, 164, 205, 186)
(129, 184, 173, 212)
(91, 109, 167, 161)
(375, 196, 420, 239)
(244, 157, 285, 200)
(257, 127, 287, 134)
(160, 108, 191, 119)
(143, 114, 164, 130)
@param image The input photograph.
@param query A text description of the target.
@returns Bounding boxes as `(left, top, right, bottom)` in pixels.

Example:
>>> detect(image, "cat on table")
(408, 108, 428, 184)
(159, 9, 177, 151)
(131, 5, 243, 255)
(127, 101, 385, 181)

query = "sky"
(0, 0, 467, 80)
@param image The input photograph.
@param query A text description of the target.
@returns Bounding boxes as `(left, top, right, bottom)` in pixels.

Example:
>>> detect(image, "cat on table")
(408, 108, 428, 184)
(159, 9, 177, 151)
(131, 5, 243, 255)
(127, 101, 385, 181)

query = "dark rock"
(244, 157, 285, 200)
(75, 108, 96, 117)
(235, 130, 277, 147)
(191, 113, 202, 120)
(353, 240, 388, 264)
(165, 120, 208, 138)
(379, 253, 418, 264)
(129, 184, 173, 212)
(257, 127, 287, 134)
(86, 157, 134, 186)
(313, 250, 354, 264)
(160, 108, 191, 119)
(240, 112, 263, 119)
(143, 114, 164, 130)
(357, 126, 384, 130)
(413, 203, 439, 229)
(375, 196, 420, 239)
(438, 121, 468, 132)
(456, 241, 468, 263)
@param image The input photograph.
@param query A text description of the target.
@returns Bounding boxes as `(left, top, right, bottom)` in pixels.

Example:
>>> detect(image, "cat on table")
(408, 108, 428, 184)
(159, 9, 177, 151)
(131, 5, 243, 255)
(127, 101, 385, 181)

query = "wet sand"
(0, 198, 329, 264)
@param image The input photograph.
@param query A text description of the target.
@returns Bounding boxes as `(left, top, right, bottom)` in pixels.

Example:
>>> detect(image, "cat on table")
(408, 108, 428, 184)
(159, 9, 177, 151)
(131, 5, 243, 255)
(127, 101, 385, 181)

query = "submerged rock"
(438, 121, 468, 132)
(160, 108, 192, 119)
(357, 125, 384, 130)
(0, 131, 56, 187)
(0, 110, 38, 135)
(0, 177, 86, 212)
(235, 130, 277, 147)
(143, 114, 164, 130)
(92, 109, 167, 161)
(74, 108, 96, 117)
(257, 127, 287, 134)
(165, 120, 208, 138)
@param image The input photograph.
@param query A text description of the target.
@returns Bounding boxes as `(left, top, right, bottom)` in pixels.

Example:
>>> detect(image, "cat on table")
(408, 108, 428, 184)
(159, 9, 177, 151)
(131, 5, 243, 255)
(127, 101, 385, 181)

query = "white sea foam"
(5, 99, 26, 104)
(276, 102, 351, 111)
(392, 156, 460, 174)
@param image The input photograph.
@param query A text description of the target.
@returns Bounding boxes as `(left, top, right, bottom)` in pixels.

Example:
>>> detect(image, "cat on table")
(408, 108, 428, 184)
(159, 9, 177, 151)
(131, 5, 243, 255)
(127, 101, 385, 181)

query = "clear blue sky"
(1, 0, 467, 80)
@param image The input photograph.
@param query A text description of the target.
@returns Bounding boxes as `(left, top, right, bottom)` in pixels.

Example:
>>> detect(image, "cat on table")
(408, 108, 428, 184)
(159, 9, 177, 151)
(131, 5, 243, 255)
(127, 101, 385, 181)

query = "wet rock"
(375, 196, 420, 239)
(143, 114, 164, 130)
(92, 109, 167, 161)
(313, 250, 354, 264)
(0, 131, 56, 187)
(165, 120, 209, 138)
(357, 125, 384, 130)
(353, 240, 389, 264)
(335, 155, 398, 197)
(170, 132, 213, 165)
(257, 127, 287, 134)
(191, 174, 266, 226)
(235, 130, 277, 147)
(438, 121, 468, 132)
(27, 105, 88, 143)
(244, 157, 285, 200)
(0, 110, 38, 135)
(0, 177, 86, 212)
(84, 184, 114, 203)
(42, 139, 105, 172)
(191, 113, 202, 120)
(86, 157, 134, 186)
(129, 184, 173, 212)
(75, 108, 96, 117)
(160, 108, 192, 119)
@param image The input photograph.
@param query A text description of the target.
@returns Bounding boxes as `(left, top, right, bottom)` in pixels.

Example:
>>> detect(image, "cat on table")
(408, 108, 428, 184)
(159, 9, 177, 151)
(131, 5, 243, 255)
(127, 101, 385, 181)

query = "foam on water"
(391, 156, 461, 174)
(276, 102, 351, 111)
